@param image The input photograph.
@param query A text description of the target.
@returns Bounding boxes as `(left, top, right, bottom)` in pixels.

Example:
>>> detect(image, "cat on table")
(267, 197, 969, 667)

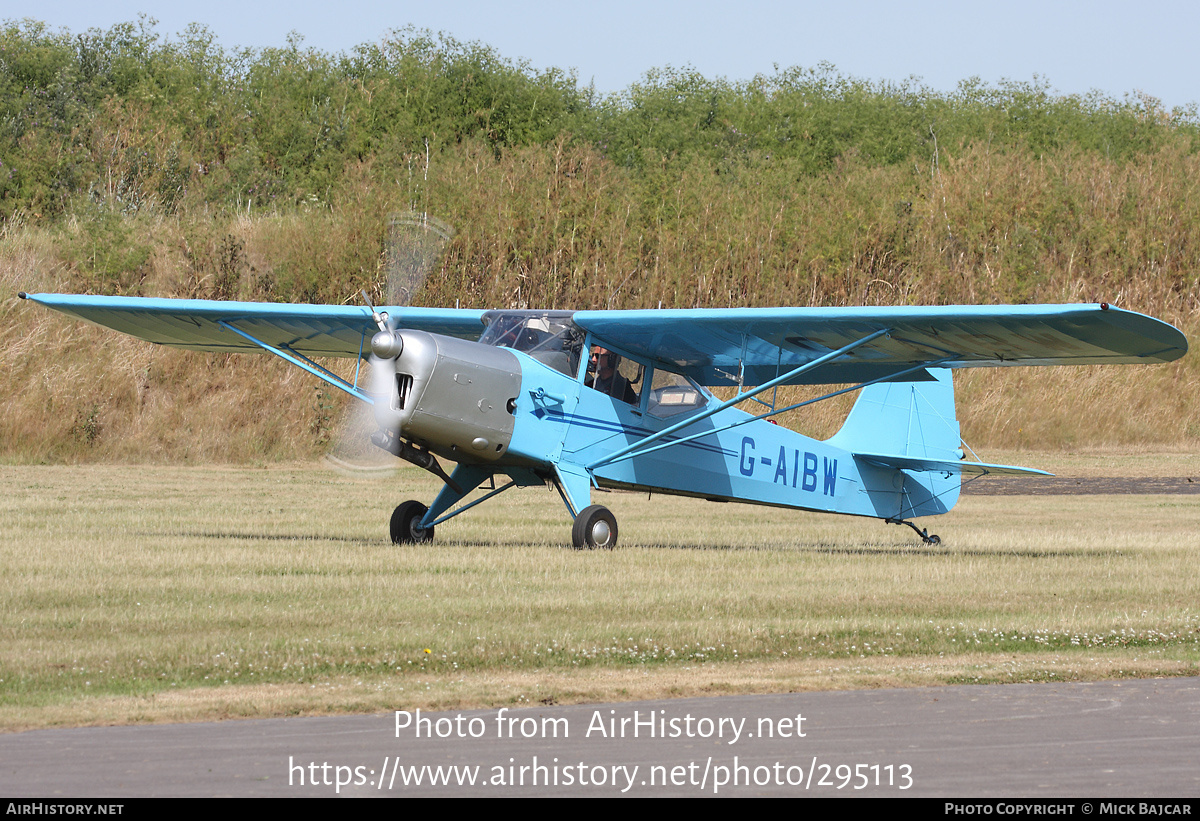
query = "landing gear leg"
(571, 505, 617, 550)
(887, 518, 941, 545)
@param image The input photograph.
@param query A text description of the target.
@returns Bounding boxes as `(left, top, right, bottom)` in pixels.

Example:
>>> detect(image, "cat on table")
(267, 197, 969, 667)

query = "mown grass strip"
(1, 461, 1196, 729)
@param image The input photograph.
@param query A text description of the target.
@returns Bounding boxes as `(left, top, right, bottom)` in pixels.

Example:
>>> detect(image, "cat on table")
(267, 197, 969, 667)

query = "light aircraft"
(18, 292, 1188, 548)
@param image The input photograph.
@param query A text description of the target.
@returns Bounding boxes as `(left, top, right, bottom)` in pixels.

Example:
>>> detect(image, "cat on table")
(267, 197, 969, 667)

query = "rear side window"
(647, 370, 706, 418)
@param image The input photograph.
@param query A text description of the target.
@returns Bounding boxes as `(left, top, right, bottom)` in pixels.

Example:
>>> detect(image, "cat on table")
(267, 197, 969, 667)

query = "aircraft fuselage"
(378, 326, 958, 527)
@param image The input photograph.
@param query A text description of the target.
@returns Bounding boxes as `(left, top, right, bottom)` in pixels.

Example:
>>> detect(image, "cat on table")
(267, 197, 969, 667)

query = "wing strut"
(586, 328, 890, 470)
(217, 320, 373, 404)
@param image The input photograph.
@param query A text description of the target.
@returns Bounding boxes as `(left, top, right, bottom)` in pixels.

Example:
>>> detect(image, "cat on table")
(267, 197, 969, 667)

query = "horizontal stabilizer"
(854, 453, 1052, 477)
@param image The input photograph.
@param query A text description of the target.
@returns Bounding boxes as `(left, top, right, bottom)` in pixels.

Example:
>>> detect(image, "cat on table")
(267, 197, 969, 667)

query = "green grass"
(1, 460, 1197, 729)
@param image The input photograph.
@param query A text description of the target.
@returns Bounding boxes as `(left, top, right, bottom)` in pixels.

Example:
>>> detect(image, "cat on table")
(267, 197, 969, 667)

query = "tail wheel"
(391, 500, 434, 544)
(571, 504, 617, 550)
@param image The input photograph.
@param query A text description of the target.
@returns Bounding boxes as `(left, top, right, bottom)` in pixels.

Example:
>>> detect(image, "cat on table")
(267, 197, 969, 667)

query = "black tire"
(391, 500, 433, 544)
(926, 534, 941, 546)
(571, 504, 617, 550)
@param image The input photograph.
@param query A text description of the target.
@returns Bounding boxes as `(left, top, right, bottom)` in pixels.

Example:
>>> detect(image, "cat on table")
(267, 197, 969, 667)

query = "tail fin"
(827, 368, 961, 461)
(826, 368, 961, 518)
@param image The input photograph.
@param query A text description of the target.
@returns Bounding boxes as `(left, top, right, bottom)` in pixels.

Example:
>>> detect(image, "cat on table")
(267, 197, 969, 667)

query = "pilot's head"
(589, 347, 618, 378)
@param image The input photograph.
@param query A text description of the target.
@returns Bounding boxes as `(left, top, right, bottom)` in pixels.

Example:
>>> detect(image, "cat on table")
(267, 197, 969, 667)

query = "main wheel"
(391, 500, 434, 544)
(571, 504, 617, 550)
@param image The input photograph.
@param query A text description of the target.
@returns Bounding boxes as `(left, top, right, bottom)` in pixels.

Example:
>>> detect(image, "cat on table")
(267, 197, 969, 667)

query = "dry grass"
(1, 461, 1196, 731)
(5, 207, 1196, 465)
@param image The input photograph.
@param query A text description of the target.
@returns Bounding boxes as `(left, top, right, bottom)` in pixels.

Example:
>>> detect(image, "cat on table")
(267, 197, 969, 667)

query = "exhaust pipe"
(370, 430, 463, 494)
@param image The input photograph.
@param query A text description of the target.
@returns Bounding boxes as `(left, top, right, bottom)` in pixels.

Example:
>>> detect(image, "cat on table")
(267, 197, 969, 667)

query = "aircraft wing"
(19, 293, 487, 358)
(573, 303, 1188, 386)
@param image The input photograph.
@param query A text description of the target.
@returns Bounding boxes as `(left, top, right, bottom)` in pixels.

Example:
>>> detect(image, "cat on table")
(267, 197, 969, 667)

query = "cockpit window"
(585, 345, 642, 406)
(478, 311, 582, 377)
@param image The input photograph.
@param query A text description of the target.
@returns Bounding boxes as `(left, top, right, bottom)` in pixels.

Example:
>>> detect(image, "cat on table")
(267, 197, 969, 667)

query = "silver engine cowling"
(372, 330, 521, 462)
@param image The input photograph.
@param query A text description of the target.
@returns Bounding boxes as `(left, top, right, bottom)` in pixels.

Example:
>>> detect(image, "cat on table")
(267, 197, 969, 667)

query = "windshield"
(478, 311, 583, 377)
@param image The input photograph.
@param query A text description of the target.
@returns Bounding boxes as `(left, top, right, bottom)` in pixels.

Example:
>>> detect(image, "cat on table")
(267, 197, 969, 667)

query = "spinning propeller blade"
(328, 214, 455, 468)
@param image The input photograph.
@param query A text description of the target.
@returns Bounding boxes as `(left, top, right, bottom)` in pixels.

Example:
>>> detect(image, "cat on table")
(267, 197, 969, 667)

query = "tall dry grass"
(3, 136, 1196, 463)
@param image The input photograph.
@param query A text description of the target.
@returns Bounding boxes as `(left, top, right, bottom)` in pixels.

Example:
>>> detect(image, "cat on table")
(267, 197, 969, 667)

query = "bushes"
(3, 18, 1195, 225)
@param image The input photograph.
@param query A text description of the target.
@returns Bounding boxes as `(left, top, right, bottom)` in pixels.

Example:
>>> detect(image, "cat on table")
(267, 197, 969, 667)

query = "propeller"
(385, 212, 453, 308)
(360, 288, 404, 433)
(325, 213, 454, 471)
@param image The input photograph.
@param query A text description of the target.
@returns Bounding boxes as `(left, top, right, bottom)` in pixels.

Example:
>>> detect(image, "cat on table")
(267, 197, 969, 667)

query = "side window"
(585, 346, 642, 406)
(647, 369, 706, 418)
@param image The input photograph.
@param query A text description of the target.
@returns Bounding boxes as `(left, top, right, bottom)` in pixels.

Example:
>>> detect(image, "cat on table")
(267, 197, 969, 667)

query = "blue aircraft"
(19, 293, 1188, 548)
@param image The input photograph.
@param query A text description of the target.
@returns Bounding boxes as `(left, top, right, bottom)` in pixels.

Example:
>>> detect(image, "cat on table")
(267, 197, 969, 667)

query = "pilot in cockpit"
(586, 346, 639, 405)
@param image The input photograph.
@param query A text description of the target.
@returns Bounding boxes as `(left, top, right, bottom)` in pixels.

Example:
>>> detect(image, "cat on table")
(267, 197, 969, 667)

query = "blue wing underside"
(22, 293, 487, 358)
(22, 294, 1187, 384)
(574, 304, 1187, 386)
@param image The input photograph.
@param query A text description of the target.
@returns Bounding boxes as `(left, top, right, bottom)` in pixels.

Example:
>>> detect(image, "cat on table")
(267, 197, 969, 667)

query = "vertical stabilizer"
(827, 368, 960, 461)
(826, 368, 962, 519)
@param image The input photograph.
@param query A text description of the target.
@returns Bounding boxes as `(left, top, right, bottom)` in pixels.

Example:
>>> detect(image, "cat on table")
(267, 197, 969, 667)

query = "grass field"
(1, 454, 1198, 731)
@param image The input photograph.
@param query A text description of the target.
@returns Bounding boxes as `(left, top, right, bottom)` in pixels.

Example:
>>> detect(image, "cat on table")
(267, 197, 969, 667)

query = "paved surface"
(964, 477, 1200, 495)
(2, 678, 1198, 797)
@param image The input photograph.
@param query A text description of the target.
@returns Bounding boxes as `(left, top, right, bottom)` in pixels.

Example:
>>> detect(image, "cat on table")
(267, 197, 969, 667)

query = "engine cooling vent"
(394, 373, 414, 410)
